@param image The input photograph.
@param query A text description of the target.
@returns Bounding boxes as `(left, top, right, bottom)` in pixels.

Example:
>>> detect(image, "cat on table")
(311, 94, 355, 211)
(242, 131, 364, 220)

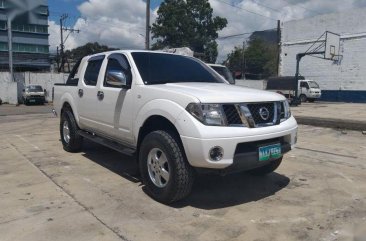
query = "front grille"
(247, 103, 275, 125)
(223, 105, 241, 125)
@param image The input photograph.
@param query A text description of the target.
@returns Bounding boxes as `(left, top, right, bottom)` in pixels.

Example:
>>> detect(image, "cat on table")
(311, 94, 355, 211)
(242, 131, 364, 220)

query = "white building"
(280, 8, 366, 103)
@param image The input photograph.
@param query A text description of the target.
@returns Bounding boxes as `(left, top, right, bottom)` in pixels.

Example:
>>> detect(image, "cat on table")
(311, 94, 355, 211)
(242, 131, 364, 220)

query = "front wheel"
(300, 94, 307, 103)
(60, 109, 83, 152)
(247, 157, 283, 176)
(139, 130, 194, 204)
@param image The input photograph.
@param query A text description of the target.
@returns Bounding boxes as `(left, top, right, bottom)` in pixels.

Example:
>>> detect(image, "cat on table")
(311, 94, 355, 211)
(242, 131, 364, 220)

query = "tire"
(248, 157, 283, 176)
(139, 130, 194, 204)
(23, 98, 28, 105)
(60, 108, 83, 152)
(300, 94, 307, 103)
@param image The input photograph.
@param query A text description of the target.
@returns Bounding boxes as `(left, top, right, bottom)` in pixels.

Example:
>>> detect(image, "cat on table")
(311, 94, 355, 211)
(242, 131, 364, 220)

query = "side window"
(300, 82, 307, 88)
(84, 58, 104, 86)
(104, 54, 132, 88)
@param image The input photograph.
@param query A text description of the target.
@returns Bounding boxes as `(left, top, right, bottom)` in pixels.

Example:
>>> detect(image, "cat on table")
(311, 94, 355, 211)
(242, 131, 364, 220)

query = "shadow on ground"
(81, 140, 290, 209)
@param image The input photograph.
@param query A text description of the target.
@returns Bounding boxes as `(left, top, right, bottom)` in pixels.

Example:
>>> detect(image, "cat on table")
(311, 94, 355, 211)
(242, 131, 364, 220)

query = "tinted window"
(104, 54, 132, 88)
(132, 52, 224, 85)
(84, 58, 104, 86)
(28, 85, 43, 92)
(211, 66, 234, 84)
(300, 82, 308, 88)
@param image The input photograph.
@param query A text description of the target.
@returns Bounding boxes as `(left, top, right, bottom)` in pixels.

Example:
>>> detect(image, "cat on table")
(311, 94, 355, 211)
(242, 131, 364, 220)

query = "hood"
(154, 82, 285, 103)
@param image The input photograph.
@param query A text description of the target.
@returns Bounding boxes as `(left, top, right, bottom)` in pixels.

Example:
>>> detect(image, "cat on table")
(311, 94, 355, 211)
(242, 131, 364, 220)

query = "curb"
(295, 116, 366, 131)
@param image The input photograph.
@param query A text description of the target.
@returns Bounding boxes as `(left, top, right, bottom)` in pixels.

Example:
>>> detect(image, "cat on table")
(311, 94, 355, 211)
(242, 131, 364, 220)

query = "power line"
(280, 0, 322, 15)
(213, 0, 277, 21)
(252, 0, 282, 13)
(217, 28, 276, 40)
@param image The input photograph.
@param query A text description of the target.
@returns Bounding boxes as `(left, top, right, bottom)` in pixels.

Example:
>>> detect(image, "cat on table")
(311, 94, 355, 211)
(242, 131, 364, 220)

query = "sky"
(47, 0, 366, 62)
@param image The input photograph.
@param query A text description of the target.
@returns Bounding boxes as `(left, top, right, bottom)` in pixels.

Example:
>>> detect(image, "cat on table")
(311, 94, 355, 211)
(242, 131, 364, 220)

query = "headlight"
(281, 100, 291, 122)
(186, 103, 225, 126)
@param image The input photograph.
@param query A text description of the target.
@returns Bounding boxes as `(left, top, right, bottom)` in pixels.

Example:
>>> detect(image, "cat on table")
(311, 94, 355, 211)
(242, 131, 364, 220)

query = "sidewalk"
(291, 102, 366, 131)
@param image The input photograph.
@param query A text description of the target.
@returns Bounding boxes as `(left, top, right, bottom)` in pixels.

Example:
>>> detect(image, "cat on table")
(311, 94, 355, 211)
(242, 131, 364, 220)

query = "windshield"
(131, 52, 225, 85)
(27, 86, 43, 92)
(308, 81, 319, 88)
(210, 65, 234, 84)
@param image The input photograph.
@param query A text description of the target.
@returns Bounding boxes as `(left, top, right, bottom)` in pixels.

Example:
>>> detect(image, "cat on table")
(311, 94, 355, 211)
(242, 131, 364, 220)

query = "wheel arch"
(137, 115, 182, 149)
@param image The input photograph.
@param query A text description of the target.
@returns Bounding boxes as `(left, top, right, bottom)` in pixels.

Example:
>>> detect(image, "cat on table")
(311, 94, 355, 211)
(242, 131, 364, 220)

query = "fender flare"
(133, 99, 186, 143)
(60, 93, 80, 125)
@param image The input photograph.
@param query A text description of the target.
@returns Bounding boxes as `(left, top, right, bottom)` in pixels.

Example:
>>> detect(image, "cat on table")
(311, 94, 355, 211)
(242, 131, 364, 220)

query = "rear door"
(93, 53, 135, 144)
(77, 55, 105, 131)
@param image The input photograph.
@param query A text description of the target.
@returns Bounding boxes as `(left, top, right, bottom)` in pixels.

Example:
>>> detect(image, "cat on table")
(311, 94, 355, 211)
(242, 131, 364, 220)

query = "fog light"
(209, 146, 224, 161)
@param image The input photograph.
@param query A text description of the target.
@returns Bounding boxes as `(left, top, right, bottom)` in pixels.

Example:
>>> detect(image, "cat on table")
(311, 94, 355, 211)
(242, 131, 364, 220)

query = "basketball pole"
(294, 51, 324, 106)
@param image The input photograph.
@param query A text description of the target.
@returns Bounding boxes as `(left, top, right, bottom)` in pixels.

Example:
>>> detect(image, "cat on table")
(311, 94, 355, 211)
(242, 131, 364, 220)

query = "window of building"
(0, 0, 5, 9)
(0, 21, 48, 34)
(0, 42, 49, 54)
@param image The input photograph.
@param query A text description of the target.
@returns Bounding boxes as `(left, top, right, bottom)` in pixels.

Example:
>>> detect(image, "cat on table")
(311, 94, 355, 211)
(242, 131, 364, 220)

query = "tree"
(224, 38, 277, 79)
(65, 42, 118, 61)
(151, 0, 227, 63)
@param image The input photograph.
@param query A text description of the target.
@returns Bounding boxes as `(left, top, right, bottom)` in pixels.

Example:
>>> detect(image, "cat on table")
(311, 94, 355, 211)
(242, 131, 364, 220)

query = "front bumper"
(180, 117, 298, 170)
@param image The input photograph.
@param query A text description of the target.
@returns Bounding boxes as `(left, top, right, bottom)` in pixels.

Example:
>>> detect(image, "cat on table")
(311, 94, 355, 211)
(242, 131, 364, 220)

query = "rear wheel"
(139, 130, 194, 203)
(248, 157, 283, 176)
(60, 108, 83, 152)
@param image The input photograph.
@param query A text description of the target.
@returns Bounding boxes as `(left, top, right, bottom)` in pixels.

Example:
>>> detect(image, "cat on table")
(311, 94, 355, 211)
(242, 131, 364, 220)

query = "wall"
(235, 79, 266, 90)
(0, 72, 68, 104)
(280, 8, 366, 102)
(0, 73, 18, 104)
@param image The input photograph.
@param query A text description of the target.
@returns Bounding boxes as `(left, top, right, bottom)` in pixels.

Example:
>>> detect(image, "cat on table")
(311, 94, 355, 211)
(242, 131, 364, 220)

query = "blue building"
(0, 0, 50, 71)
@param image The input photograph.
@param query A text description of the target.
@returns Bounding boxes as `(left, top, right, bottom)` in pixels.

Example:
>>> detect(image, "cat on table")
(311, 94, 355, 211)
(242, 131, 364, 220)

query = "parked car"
(207, 64, 235, 85)
(53, 51, 298, 203)
(22, 85, 46, 105)
(266, 76, 322, 103)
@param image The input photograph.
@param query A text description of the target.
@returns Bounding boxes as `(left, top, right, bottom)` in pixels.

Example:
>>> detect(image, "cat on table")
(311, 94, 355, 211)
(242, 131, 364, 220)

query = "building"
(280, 8, 366, 103)
(0, 0, 50, 71)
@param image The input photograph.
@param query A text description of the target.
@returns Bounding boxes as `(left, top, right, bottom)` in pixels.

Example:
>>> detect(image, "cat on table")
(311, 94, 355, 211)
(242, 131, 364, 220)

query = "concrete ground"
(1, 112, 366, 241)
(291, 102, 366, 131)
(0, 104, 52, 116)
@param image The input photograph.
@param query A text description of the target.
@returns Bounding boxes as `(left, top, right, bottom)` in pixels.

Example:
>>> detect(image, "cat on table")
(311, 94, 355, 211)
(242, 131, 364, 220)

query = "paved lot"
(0, 104, 52, 116)
(1, 113, 366, 241)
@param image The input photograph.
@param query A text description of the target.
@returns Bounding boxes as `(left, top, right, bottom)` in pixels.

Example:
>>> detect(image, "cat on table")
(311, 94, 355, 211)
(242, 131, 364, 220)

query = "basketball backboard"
(325, 31, 340, 60)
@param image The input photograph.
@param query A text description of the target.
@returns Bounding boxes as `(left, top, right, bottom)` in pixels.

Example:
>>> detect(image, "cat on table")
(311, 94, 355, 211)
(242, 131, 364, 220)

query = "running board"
(77, 130, 136, 156)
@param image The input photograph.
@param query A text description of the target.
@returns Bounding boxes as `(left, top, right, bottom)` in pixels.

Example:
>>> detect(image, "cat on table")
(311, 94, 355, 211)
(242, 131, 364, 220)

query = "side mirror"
(105, 70, 130, 88)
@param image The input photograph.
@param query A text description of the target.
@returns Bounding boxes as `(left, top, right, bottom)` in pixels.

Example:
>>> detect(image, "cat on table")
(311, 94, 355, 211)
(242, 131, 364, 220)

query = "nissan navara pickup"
(53, 51, 298, 203)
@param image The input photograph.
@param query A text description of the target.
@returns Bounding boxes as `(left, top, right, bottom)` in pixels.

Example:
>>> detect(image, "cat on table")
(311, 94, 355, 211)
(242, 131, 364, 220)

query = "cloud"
(48, 0, 363, 62)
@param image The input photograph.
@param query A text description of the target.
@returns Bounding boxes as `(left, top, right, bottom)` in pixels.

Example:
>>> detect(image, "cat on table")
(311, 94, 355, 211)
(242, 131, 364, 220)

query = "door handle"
(78, 89, 83, 97)
(97, 91, 104, 100)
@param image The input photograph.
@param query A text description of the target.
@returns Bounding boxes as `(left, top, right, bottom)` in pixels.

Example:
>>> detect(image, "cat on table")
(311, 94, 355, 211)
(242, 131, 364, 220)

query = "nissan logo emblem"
(259, 107, 270, 120)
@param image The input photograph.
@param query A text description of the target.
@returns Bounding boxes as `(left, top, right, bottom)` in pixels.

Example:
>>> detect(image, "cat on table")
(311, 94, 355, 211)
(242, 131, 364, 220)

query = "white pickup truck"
(53, 50, 298, 203)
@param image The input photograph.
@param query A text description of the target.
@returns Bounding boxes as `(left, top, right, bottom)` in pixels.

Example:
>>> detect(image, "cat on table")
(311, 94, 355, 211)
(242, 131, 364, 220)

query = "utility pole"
(7, 17, 13, 81)
(277, 20, 281, 76)
(59, 14, 80, 72)
(59, 14, 68, 72)
(242, 41, 246, 79)
(145, 0, 150, 50)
